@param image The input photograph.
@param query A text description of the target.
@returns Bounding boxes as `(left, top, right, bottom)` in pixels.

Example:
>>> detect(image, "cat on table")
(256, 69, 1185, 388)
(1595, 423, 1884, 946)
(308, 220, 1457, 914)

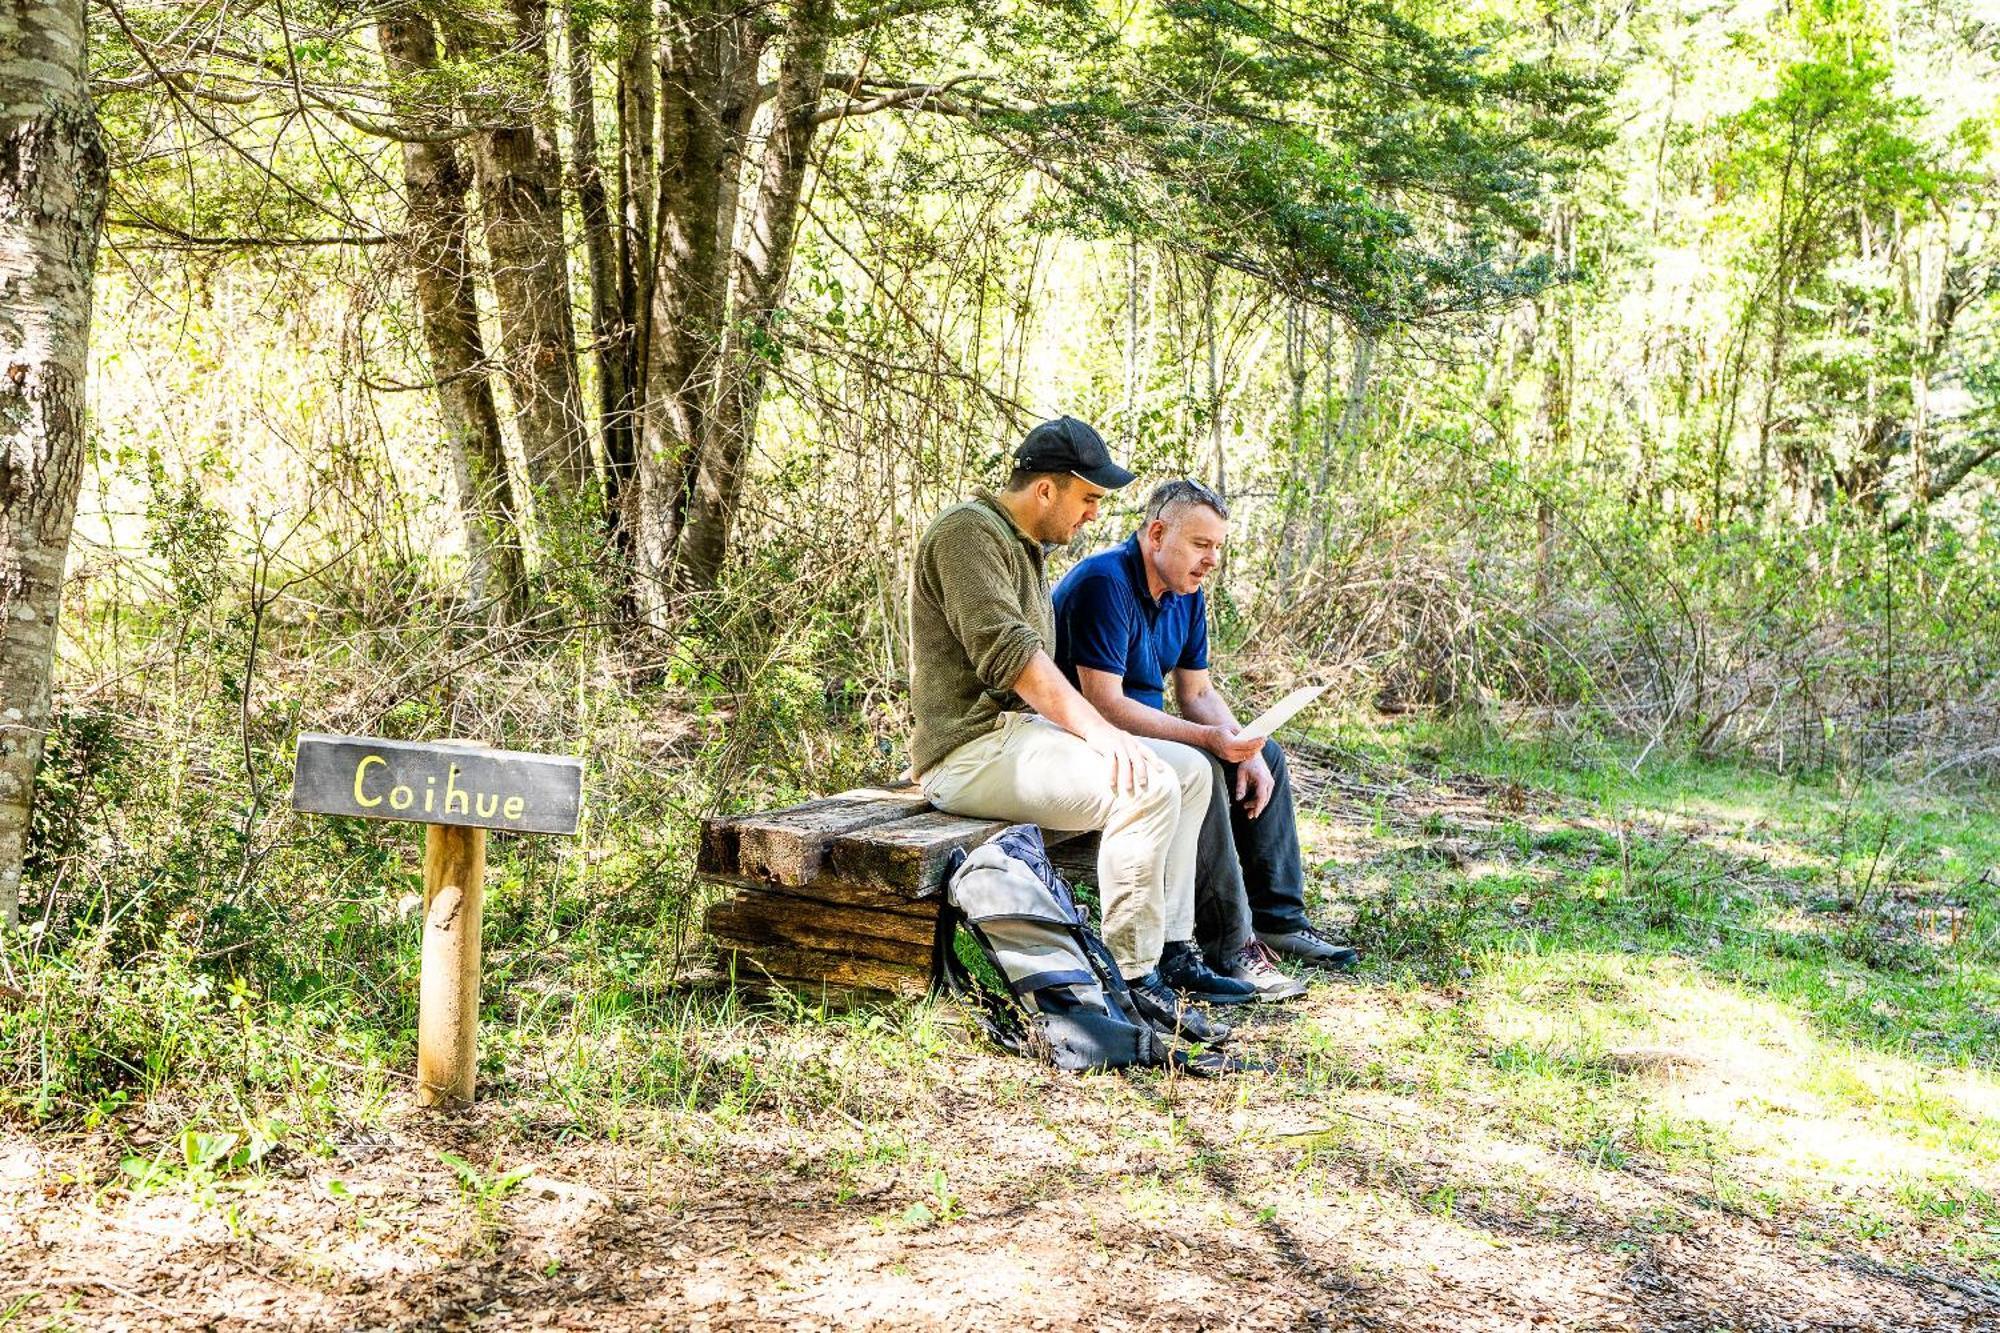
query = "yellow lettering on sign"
(346, 753, 544, 826)
(353, 754, 387, 808)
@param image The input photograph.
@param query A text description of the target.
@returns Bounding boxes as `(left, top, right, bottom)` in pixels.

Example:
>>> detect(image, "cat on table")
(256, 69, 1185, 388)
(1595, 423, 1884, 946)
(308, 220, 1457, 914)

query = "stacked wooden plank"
(698, 788, 1000, 998)
(698, 787, 1097, 1000)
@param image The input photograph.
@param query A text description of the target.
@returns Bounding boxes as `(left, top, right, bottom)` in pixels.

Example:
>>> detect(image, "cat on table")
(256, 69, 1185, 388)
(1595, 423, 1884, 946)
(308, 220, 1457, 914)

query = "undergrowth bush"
(0, 927, 375, 1130)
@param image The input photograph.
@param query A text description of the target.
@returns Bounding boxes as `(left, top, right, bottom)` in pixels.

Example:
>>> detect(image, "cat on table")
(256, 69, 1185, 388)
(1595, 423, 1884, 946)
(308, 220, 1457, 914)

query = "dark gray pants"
(1193, 738, 1312, 966)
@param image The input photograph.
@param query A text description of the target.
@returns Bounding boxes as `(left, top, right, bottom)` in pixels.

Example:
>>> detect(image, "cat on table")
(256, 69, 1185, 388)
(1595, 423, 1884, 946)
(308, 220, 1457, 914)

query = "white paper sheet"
(1237, 683, 1329, 739)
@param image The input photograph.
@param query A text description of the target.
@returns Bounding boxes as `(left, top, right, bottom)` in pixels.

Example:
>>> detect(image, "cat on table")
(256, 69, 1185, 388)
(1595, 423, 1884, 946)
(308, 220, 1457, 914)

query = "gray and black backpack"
(926, 825, 1166, 1072)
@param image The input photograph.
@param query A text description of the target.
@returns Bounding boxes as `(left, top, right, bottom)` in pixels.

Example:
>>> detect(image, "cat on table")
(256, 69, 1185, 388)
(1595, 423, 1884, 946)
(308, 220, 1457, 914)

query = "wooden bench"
(697, 787, 1097, 1000)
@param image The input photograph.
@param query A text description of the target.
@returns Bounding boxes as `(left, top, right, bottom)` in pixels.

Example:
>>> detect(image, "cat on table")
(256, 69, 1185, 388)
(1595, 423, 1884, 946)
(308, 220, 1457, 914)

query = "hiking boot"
(1226, 938, 1308, 1002)
(1159, 940, 1259, 1006)
(1257, 924, 1361, 970)
(1127, 970, 1233, 1046)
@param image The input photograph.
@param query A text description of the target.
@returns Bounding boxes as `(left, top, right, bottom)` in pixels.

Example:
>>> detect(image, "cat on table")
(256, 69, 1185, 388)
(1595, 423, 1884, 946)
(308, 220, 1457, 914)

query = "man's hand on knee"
(1235, 751, 1275, 818)
(1081, 719, 1154, 796)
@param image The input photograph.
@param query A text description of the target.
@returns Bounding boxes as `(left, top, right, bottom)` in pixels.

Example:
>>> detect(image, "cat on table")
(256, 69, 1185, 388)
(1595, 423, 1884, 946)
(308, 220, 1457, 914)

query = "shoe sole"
(1228, 972, 1308, 1002)
(1134, 1006, 1234, 1044)
(1183, 990, 1257, 1006)
(1268, 952, 1359, 970)
(1255, 934, 1362, 971)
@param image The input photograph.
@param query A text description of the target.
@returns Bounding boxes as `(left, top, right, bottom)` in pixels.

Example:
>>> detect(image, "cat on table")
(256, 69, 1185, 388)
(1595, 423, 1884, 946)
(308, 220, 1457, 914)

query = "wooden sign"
(290, 732, 584, 1110)
(291, 733, 582, 835)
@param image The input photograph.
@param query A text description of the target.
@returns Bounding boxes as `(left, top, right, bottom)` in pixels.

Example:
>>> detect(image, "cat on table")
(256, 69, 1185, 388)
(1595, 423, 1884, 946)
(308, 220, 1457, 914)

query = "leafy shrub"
(27, 706, 129, 888)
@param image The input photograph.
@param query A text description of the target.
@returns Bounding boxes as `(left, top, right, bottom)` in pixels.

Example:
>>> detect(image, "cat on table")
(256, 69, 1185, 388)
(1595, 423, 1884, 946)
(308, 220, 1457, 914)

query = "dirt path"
(3, 1040, 1994, 1331)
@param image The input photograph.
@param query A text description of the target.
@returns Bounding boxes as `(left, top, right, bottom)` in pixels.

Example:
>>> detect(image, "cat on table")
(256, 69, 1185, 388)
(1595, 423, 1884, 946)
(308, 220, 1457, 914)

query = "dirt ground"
(3, 1058, 1995, 1332)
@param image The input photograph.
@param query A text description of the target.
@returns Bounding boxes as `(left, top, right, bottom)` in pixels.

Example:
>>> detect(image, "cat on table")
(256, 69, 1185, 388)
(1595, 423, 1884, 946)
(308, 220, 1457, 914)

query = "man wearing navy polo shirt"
(1054, 479, 1359, 989)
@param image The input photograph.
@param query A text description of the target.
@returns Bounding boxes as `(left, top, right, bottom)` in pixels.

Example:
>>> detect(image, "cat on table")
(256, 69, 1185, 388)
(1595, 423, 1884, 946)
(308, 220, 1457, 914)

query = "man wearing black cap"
(909, 417, 1257, 1047)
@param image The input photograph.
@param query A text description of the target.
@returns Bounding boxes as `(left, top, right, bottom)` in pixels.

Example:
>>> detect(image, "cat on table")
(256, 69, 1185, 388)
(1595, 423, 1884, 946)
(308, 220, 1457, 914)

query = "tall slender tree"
(565, 3, 633, 481)
(0, 0, 108, 926)
(628, 0, 763, 604)
(675, 0, 832, 589)
(378, 9, 529, 618)
(450, 0, 593, 506)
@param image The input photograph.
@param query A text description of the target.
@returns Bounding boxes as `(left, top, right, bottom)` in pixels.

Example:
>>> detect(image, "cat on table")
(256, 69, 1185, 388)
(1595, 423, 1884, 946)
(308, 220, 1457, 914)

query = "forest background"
(0, 0, 1995, 1268)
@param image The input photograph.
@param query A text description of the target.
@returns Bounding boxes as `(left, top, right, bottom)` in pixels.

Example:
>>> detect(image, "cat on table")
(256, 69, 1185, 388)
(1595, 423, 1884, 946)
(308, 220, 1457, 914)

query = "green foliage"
(0, 926, 368, 1130)
(26, 707, 129, 890)
(143, 459, 234, 613)
(121, 1125, 281, 1198)
(988, 0, 1609, 327)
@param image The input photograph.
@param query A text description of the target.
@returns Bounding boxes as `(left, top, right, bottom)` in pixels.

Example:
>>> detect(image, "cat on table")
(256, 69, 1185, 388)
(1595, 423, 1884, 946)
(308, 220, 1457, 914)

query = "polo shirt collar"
(1121, 533, 1166, 611)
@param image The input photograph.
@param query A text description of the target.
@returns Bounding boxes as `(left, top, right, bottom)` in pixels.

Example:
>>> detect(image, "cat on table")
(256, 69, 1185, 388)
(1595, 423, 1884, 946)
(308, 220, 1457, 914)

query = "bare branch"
(1889, 424, 2000, 533)
(831, 0, 962, 37)
(107, 211, 396, 248)
(810, 74, 993, 124)
(92, 66, 256, 103)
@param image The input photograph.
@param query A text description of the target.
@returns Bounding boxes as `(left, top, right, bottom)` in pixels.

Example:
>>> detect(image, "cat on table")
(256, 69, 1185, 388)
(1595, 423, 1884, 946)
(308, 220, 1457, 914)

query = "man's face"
(1144, 505, 1227, 595)
(1039, 477, 1108, 544)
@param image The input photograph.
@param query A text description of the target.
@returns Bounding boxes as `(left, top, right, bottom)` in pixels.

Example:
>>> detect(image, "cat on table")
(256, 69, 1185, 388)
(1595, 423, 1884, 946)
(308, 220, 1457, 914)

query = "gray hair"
(1144, 478, 1230, 526)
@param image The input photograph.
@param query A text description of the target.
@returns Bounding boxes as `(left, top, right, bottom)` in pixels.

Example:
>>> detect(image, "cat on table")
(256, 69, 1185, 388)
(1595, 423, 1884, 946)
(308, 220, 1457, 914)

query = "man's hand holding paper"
(1237, 683, 1329, 740)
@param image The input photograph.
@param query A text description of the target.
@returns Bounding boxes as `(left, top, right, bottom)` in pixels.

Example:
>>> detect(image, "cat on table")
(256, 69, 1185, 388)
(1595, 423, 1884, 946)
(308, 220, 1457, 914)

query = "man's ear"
(1146, 518, 1168, 545)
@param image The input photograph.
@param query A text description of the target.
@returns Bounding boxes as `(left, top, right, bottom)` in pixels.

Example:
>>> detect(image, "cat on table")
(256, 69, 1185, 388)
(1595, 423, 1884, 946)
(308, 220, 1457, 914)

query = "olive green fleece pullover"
(908, 495, 1054, 775)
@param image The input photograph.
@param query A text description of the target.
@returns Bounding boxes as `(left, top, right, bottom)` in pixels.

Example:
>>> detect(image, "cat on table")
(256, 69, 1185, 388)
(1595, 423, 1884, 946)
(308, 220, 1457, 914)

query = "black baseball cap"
(1014, 416, 1136, 490)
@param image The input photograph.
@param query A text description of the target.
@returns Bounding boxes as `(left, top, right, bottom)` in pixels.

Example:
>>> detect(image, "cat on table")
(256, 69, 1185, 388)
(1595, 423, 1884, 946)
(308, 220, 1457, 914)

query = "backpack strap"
(1076, 928, 1148, 1031)
(924, 849, 965, 992)
(927, 848, 1029, 1055)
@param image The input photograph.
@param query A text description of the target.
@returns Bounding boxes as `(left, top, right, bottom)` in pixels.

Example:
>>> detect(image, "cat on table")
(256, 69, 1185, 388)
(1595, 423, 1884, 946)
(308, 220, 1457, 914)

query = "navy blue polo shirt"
(1053, 534, 1208, 710)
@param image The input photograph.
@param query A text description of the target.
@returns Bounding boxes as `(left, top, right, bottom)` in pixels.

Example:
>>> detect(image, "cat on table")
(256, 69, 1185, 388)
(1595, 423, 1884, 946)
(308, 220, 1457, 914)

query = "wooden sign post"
(291, 733, 583, 1107)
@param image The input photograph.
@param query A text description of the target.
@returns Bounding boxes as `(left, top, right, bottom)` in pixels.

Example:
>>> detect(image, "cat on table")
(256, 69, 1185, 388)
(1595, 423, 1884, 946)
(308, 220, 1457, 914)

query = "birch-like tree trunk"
(676, 0, 831, 590)
(378, 12, 527, 618)
(455, 0, 592, 505)
(1338, 332, 1377, 442)
(0, 0, 107, 926)
(565, 3, 632, 481)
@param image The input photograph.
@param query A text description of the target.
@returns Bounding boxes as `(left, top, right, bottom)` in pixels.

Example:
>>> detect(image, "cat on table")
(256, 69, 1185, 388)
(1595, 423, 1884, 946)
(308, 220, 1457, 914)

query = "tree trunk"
(675, 0, 829, 591)
(630, 3, 760, 602)
(607, 0, 657, 523)
(1535, 497, 1556, 611)
(1204, 263, 1226, 498)
(1534, 205, 1570, 466)
(377, 12, 528, 620)
(0, 0, 107, 927)
(1122, 239, 1139, 444)
(1753, 156, 1798, 520)
(1338, 332, 1377, 442)
(565, 3, 633, 486)
(454, 0, 592, 506)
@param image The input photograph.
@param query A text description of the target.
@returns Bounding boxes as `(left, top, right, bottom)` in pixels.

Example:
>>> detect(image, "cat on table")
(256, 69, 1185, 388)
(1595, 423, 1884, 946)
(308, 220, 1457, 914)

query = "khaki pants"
(919, 712, 1210, 978)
